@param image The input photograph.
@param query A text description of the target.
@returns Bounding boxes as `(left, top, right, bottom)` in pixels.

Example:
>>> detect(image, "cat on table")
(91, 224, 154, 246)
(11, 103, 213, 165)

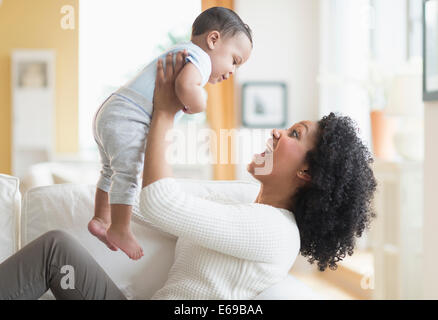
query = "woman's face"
(247, 120, 318, 185)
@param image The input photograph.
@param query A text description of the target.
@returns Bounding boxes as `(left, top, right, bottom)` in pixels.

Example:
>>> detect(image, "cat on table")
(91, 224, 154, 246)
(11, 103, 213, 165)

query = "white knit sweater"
(139, 177, 300, 300)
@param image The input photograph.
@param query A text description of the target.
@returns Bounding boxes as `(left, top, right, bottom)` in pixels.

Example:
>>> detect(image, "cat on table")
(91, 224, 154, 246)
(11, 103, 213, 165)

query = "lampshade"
(386, 73, 423, 117)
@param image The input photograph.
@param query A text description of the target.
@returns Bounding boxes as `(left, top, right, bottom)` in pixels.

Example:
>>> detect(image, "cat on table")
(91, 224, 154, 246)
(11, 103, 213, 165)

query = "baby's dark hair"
(292, 112, 377, 271)
(192, 7, 253, 46)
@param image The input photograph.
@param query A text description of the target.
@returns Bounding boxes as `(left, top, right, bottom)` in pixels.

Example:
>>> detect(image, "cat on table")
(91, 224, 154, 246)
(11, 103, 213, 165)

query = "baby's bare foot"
(88, 217, 118, 251)
(106, 227, 144, 260)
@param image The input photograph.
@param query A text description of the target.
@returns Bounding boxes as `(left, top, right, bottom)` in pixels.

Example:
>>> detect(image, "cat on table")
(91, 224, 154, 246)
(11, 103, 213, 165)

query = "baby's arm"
(175, 62, 207, 114)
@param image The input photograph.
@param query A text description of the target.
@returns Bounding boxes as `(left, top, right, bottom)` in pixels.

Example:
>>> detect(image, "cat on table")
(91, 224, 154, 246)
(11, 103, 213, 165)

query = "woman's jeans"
(0, 230, 127, 300)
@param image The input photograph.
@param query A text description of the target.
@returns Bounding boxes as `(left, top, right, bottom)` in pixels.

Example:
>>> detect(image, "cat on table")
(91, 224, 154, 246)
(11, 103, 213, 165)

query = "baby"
(88, 7, 253, 260)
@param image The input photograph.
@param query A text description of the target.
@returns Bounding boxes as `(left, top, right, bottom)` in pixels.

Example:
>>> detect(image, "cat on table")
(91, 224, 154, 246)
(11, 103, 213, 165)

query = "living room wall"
(423, 101, 438, 299)
(0, 0, 79, 174)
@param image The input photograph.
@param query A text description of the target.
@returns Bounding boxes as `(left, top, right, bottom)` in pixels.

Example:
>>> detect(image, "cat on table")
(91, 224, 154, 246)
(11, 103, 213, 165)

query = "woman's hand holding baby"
(153, 50, 188, 117)
(143, 50, 188, 188)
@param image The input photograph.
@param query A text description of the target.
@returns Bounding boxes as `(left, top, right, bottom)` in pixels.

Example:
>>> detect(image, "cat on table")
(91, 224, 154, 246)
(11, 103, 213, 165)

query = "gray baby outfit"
(93, 41, 211, 205)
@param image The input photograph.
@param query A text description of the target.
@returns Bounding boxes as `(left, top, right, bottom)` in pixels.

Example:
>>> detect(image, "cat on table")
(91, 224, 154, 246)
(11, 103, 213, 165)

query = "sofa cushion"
(22, 178, 323, 300)
(0, 174, 21, 263)
(21, 183, 178, 299)
(21, 178, 262, 299)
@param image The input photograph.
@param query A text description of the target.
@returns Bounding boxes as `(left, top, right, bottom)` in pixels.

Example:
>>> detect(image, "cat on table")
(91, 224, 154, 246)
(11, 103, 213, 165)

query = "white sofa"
(0, 173, 322, 300)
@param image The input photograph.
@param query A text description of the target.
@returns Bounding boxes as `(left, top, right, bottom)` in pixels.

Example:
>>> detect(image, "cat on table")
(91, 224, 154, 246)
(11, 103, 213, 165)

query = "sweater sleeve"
(139, 177, 299, 263)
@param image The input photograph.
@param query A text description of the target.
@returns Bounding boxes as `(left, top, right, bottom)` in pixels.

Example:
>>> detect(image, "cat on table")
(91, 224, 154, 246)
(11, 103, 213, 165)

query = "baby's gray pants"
(93, 87, 153, 205)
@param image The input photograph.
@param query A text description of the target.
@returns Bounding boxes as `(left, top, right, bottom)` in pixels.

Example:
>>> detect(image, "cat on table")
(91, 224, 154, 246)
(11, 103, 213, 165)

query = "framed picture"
(241, 82, 288, 128)
(423, 0, 438, 101)
(17, 61, 48, 88)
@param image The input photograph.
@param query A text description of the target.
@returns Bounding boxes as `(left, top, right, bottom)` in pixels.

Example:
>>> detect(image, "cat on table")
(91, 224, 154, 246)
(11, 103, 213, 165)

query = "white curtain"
(319, 0, 410, 150)
(319, 0, 374, 149)
(78, 0, 201, 158)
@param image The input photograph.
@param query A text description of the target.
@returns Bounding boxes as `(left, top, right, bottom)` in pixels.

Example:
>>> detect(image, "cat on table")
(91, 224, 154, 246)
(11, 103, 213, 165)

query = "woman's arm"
(142, 51, 187, 188)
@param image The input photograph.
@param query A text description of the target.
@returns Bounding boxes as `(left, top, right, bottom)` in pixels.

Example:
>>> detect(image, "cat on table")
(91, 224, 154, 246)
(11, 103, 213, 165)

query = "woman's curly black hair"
(292, 112, 377, 271)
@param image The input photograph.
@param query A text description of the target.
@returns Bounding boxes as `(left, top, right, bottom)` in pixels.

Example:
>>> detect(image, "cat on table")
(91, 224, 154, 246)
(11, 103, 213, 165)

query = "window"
(319, 0, 422, 149)
(78, 0, 201, 158)
(319, 0, 373, 148)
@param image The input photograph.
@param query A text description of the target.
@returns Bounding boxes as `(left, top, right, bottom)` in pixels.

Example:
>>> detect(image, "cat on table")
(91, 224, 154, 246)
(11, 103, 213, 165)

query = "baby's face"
(208, 32, 252, 84)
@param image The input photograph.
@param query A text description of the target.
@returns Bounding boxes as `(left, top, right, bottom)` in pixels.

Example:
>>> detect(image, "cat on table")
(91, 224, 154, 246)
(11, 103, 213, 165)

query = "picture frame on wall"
(241, 82, 288, 128)
(423, 0, 438, 101)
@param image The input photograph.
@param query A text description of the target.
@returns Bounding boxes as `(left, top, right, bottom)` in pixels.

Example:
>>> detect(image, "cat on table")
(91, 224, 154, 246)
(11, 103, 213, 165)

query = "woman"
(0, 51, 377, 300)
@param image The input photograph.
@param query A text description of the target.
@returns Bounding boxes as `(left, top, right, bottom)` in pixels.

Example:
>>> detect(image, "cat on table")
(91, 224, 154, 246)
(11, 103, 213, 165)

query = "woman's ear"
(206, 30, 221, 50)
(297, 168, 311, 182)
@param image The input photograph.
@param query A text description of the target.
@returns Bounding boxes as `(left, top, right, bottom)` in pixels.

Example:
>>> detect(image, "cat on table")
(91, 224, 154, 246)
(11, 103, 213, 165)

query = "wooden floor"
(292, 271, 361, 300)
(289, 250, 375, 300)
